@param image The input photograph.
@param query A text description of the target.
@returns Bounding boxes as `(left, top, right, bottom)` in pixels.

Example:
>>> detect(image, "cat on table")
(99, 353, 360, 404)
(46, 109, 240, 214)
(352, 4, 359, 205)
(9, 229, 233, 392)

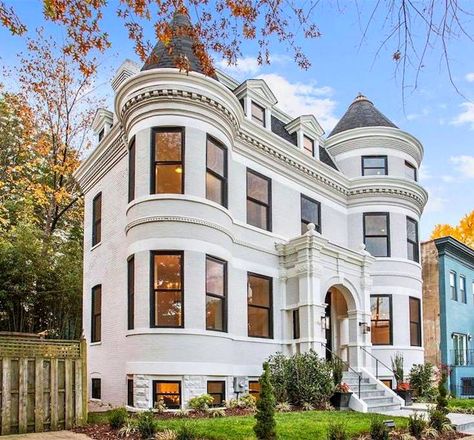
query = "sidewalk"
(0, 432, 90, 439)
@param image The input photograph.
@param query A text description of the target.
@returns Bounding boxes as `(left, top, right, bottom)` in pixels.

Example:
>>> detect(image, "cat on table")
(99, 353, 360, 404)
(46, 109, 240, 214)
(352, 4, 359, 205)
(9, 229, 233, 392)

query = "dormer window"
(251, 101, 266, 127)
(303, 136, 314, 157)
(98, 128, 105, 143)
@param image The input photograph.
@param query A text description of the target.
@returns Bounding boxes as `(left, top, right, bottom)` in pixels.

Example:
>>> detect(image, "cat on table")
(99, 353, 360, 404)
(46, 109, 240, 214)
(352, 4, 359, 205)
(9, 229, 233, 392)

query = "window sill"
(90, 242, 102, 252)
(90, 342, 102, 347)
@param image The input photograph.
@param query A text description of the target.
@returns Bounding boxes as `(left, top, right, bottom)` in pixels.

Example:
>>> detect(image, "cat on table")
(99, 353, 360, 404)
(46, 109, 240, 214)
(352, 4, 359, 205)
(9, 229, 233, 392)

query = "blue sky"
(1, 1, 473, 239)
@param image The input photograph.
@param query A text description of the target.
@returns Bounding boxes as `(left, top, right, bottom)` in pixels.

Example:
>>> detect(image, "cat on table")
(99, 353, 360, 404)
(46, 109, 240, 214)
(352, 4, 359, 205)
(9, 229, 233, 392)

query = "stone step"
(367, 403, 401, 413)
(359, 390, 386, 398)
(363, 396, 396, 405)
(346, 383, 378, 391)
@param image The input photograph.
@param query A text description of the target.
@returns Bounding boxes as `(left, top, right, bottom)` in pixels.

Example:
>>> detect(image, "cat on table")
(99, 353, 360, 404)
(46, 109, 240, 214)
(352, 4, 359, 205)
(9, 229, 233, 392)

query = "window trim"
(127, 255, 135, 330)
(251, 101, 266, 127)
(152, 380, 182, 409)
(450, 271, 457, 301)
(363, 212, 391, 257)
(128, 137, 136, 203)
(460, 275, 467, 304)
(150, 251, 184, 329)
(91, 284, 102, 343)
(92, 192, 102, 247)
(207, 380, 226, 407)
(91, 378, 101, 400)
(405, 161, 418, 181)
(246, 168, 272, 231)
(247, 272, 273, 339)
(301, 194, 321, 234)
(205, 135, 228, 208)
(361, 155, 388, 176)
(406, 217, 419, 263)
(150, 127, 185, 195)
(370, 294, 393, 346)
(205, 255, 227, 332)
(409, 296, 422, 347)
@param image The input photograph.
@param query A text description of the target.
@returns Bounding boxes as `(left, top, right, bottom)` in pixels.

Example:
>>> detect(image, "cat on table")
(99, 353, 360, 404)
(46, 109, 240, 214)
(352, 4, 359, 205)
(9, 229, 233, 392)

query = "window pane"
(247, 172, 269, 204)
(207, 139, 225, 176)
(155, 131, 182, 161)
(303, 136, 314, 155)
(248, 307, 270, 338)
(363, 157, 386, 168)
(407, 242, 415, 261)
(206, 258, 225, 296)
(363, 167, 386, 176)
(207, 381, 225, 394)
(206, 296, 224, 330)
(155, 291, 182, 327)
(206, 172, 223, 205)
(410, 297, 420, 318)
(155, 164, 183, 194)
(249, 381, 261, 399)
(247, 200, 268, 230)
(371, 321, 391, 345)
(301, 197, 319, 226)
(405, 162, 417, 180)
(410, 323, 420, 346)
(155, 382, 180, 408)
(365, 237, 389, 257)
(407, 219, 417, 241)
(371, 296, 391, 345)
(251, 102, 265, 126)
(365, 215, 388, 235)
(154, 255, 182, 289)
(92, 379, 101, 399)
(371, 296, 390, 320)
(248, 276, 271, 307)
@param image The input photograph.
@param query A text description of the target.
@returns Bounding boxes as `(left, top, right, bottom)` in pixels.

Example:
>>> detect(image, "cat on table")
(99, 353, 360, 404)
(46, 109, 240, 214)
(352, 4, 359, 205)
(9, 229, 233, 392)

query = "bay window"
(363, 213, 390, 257)
(370, 295, 392, 345)
(206, 256, 227, 332)
(406, 217, 419, 262)
(206, 136, 227, 206)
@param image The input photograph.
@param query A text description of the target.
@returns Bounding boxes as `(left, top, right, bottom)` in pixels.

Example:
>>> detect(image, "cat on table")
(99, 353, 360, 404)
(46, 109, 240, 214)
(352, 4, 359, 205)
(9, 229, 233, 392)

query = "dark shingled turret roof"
(328, 94, 397, 137)
(142, 12, 216, 78)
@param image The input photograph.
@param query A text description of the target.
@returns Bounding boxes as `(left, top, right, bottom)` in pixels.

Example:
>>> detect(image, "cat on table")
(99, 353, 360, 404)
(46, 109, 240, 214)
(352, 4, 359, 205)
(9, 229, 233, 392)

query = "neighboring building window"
(406, 217, 419, 262)
(151, 252, 183, 328)
(450, 271, 457, 301)
(370, 295, 392, 345)
(405, 161, 417, 181)
(247, 273, 272, 338)
(363, 213, 390, 257)
(249, 381, 261, 399)
(301, 194, 321, 235)
(127, 256, 135, 330)
(453, 333, 468, 366)
(206, 256, 227, 332)
(381, 379, 393, 389)
(91, 285, 102, 343)
(91, 378, 101, 399)
(92, 193, 102, 246)
(246, 169, 271, 231)
(127, 379, 134, 407)
(361, 156, 388, 176)
(128, 137, 135, 202)
(151, 127, 184, 194)
(461, 378, 474, 396)
(206, 136, 227, 206)
(293, 309, 300, 340)
(251, 101, 265, 126)
(98, 128, 105, 142)
(207, 381, 226, 407)
(303, 135, 314, 157)
(153, 381, 181, 409)
(409, 297, 422, 347)
(460, 276, 467, 304)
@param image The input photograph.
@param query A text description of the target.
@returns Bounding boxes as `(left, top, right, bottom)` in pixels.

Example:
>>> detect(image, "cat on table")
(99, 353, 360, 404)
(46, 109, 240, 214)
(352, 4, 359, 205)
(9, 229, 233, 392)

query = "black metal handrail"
(360, 346, 395, 383)
(322, 343, 362, 397)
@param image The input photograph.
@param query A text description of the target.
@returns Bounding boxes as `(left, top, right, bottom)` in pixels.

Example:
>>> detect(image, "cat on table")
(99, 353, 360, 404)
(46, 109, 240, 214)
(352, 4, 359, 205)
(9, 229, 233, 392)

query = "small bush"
(155, 429, 178, 440)
(409, 363, 436, 400)
(108, 407, 128, 429)
(332, 357, 344, 387)
(408, 413, 426, 439)
(154, 398, 167, 414)
(302, 402, 314, 411)
(436, 372, 449, 414)
(429, 408, 450, 432)
(254, 362, 277, 440)
(226, 394, 257, 410)
(209, 408, 226, 417)
(118, 419, 137, 437)
(276, 401, 292, 412)
(187, 394, 214, 411)
(176, 422, 199, 440)
(136, 410, 157, 439)
(391, 352, 405, 386)
(369, 416, 389, 440)
(327, 421, 349, 440)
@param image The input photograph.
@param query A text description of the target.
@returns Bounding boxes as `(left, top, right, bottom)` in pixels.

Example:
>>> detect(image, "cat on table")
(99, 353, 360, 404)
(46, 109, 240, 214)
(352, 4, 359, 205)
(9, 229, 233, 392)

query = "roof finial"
(354, 92, 369, 103)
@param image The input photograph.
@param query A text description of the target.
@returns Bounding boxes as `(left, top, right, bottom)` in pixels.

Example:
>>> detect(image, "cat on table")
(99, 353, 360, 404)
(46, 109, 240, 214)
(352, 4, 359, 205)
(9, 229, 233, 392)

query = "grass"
(89, 410, 408, 440)
(448, 398, 474, 409)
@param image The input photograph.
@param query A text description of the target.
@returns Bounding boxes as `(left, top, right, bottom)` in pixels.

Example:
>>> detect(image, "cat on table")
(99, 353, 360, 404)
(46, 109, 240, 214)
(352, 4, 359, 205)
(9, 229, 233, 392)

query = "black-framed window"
(92, 192, 102, 246)
(301, 194, 321, 235)
(461, 377, 474, 396)
(127, 378, 134, 407)
(206, 256, 227, 332)
(128, 137, 136, 202)
(362, 156, 388, 176)
(450, 271, 457, 301)
(405, 161, 417, 181)
(151, 127, 184, 194)
(91, 378, 101, 399)
(303, 135, 314, 157)
(293, 309, 300, 340)
(251, 101, 265, 127)
(151, 251, 183, 328)
(206, 136, 227, 207)
(247, 273, 273, 338)
(127, 256, 135, 330)
(247, 169, 271, 231)
(91, 285, 102, 343)
(153, 381, 181, 409)
(460, 276, 467, 304)
(207, 381, 226, 406)
(363, 213, 390, 257)
(406, 217, 419, 262)
(370, 295, 392, 345)
(409, 297, 422, 347)
(249, 380, 260, 399)
(98, 128, 105, 142)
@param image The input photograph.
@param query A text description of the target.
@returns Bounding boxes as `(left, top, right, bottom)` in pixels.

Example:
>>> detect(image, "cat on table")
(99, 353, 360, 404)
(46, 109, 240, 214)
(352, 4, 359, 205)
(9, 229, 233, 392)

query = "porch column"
(347, 309, 372, 369)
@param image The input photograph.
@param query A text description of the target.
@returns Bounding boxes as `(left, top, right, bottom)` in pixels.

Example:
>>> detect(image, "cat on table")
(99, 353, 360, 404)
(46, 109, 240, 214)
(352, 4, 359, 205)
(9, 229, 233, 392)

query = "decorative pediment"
(91, 108, 113, 135)
(285, 115, 324, 138)
(234, 79, 278, 107)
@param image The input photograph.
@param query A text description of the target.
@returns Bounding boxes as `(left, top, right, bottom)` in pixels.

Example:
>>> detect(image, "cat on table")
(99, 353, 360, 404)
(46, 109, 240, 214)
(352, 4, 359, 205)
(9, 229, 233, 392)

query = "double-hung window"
(450, 271, 457, 301)
(293, 309, 300, 340)
(207, 381, 226, 406)
(453, 333, 468, 366)
(370, 295, 392, 345)
(91, 378, 101, 399)
(362, 156, 387, 176)
(409, 297, 421, 347)
(303, 136, 314, 157)
(460, 276, 467, 304)
(206, 256, 227, 332)
(128, 137, 136, 202)
(91, 285, 102, 343)
(153, 381, 181, 409)
(206, 136, 227, 206)
(92, 193, 102, 246)
(301, 195, 321, 235)
(127, 256, 135, 330)
(247, 273, 273, 338)
(406, 217, 419, 262)
(363, 213, 390, 257)
(247, 169, 271, 231)
(251, 101, 265, 127)
(151, 127, 184, 194)
(151, 251, 183, 328)
(405, 161, 417, 181)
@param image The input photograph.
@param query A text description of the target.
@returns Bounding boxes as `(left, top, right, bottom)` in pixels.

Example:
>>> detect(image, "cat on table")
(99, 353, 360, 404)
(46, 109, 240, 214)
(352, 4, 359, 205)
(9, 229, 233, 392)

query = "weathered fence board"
(0, 335, 87, 435)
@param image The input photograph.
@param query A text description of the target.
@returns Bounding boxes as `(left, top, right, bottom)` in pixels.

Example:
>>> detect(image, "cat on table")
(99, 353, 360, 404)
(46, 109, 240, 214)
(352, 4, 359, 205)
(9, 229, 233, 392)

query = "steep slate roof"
(328, 94, 397, 137)
(142, 12, 216, 78)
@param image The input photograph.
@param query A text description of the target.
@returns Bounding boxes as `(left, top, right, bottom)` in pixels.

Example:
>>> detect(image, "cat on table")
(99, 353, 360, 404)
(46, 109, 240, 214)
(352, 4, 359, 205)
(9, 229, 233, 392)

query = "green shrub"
(408, 413, 426, 439)
(429, 408, 450, 432)
(276, 401, 292, 412)
(176, 422, 199, 440)
(154, 397, 167, 413)
(391, 352, 404, 387)
(409, 363, 436, 400)
(267, 352, 290, 403)
(369, 416, 389, 440)
(155, 429, 178, 440)
(108, 407, 128, 429)
(187, 393, 214, 411)
(327, 421, 349, 440)
(225, 393, 257, 410)
(136, 410, 157, 439)
(436, 371, 449, 414)
(332, 357, 344, 386)
(254, 362, 277, 440)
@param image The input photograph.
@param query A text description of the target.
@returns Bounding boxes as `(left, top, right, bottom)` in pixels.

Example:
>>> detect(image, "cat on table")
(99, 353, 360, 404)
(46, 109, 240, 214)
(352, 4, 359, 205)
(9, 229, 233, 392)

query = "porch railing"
(450, 350, 474, 366)
(360, 346, 395, 385)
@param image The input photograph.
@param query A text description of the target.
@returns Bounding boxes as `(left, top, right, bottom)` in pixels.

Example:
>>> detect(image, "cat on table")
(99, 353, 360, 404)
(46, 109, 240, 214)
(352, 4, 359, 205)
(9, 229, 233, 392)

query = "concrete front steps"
(343, 371, 402, 413)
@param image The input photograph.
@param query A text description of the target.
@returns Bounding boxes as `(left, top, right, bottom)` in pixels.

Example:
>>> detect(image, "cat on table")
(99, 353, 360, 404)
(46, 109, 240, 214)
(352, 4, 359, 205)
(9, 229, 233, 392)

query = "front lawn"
(449, 398, 474, 409)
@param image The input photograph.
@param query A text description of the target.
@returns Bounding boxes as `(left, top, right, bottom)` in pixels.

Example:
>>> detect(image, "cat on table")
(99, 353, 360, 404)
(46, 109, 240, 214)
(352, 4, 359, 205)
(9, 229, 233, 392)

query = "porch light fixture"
(321, 316, 330, 330)
(359, 322, 371, 334)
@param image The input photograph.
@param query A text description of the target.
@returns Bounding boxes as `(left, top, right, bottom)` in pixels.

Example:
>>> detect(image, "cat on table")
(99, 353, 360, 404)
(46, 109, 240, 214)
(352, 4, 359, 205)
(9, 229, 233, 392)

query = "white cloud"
(441, 175, 454, 183)
(450, 155, 474, 178)
(256, 73, 338, 131)
(424, 187, 447, 214)
(418, 164, 432, 181)
(451, 102, 474, 129)
(216, 56, 261, 76)
(466, 72, 474, 82)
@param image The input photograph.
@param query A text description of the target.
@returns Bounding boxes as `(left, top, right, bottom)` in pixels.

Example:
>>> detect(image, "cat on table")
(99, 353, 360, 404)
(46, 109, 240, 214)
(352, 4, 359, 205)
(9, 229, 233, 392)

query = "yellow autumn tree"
(431, 210, 474, 249)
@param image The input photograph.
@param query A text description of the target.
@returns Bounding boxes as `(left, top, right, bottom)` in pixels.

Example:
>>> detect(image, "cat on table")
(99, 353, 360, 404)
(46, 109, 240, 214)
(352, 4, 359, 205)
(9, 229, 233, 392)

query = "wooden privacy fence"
(0, 334, 87, 435)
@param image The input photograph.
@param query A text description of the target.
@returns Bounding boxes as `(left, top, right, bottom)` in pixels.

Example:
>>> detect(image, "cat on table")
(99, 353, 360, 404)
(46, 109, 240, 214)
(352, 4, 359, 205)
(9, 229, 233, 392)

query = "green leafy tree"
(436, 370, 449, 414)
(254, 362, 277, 440)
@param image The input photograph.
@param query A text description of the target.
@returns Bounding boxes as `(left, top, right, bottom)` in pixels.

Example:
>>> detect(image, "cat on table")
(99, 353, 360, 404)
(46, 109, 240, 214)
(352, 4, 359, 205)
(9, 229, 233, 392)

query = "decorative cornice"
(435, 236, 474, 268)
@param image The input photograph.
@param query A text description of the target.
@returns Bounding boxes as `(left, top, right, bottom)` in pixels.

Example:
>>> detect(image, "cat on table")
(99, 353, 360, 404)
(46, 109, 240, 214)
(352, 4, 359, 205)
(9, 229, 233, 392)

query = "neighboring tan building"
(74, 12, 428, 412)
(422, 237, 474, 397)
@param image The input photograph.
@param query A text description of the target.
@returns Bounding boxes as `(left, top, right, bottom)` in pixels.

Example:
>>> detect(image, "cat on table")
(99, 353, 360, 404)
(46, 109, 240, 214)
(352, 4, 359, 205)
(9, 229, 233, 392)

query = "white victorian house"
(75, 12, 428, 413)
